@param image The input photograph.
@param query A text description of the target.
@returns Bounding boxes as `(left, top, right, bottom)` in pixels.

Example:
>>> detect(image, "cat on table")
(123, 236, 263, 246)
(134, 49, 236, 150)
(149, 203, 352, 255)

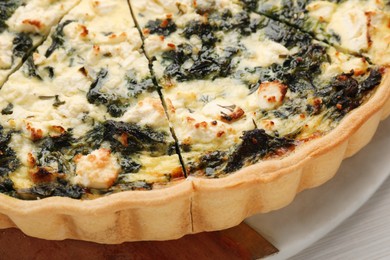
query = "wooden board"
(0, 223, 278, 259)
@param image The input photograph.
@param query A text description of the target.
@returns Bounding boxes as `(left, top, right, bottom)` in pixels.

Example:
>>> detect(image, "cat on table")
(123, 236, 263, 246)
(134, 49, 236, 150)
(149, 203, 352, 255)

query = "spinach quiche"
(0, 0, 388, 243)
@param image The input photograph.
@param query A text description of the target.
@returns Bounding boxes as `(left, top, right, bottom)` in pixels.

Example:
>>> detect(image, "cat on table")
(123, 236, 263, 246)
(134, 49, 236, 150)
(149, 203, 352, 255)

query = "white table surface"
(291, 176, 390, 259)
(247, 117, 390, 260)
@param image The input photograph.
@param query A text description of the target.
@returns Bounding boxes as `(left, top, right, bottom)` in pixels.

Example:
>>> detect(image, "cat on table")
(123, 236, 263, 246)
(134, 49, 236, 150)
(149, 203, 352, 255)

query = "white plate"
(245, 117, 390, 260)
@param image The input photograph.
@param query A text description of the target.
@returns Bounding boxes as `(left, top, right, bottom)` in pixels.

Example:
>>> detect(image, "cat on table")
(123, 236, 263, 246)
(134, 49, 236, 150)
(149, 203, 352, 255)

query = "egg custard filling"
(0, 0, 183, 200)
(0, 0, 387, 199)
(132, 0, 385, 177)
(0, 0, 81, 86)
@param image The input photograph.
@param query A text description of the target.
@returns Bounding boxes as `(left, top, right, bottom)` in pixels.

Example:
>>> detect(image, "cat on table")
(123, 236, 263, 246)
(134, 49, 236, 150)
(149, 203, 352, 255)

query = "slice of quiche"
(131, 0, 385, 177)
(0, 0, 81, 86)
(248, 0, 390, 65)
(0, 0, 183, 200)
(131, 0, 260, 177)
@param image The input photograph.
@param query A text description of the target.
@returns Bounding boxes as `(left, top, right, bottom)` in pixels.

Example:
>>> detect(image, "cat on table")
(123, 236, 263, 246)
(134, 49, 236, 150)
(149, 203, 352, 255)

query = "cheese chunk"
(249, 81, 288, 111)
(74, 149, 120, 189)
(327, 2, 369, 53)
(122, 98, 169, 128)
(240, 37, 291, 69)
(307, 1, 337, 23)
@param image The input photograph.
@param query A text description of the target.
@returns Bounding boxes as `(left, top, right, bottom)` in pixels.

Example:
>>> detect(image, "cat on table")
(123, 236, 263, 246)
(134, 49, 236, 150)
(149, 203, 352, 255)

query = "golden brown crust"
(0, 182, 193, 243)
(0, 72, 388, 244)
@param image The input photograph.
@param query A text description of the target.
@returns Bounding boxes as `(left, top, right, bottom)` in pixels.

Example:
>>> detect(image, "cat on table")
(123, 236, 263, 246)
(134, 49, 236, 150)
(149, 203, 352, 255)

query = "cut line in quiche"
(133, 0, 386, 177)
(0, 0, 388, 244)
(0, 0, 81, 86)
(251, 0, 390, 65)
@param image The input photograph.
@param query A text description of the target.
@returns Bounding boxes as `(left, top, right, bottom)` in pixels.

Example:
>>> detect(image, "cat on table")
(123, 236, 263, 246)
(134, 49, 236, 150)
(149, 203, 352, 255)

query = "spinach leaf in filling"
(87, 180, 153, 196)
(162, 35, 239, 82)
(19, 121, 173, 199)
(188, 130, 295, 177)
(225, 129, 295, 174)
(85, 120, 170, 156)
(18, 179, 84, 200)
(45, 20, 75, 58)
(35, 121, 170, 174)
(87, 69, 155, 117)
(0, 0, 23, 33)
(24, 56, 42, 80)
(263, 19, 312, 49)
(159, 8, 261, 82)
(145, 18, 177, 36)
(36, 132, 76, 175)
(238, 43, 329, 95)
(0, 126, 20, 176)
(319, 68, 383, 120)
(188, 151, 228, 177)
(12, 33, 33, 59)
(239, 0, 258, 12)
(246, 0, 324, 29)
(208, 10, 253, 35)
(1, 103, 13, 115)
(125, 71, 155, 98)
(0, 178, 15, 196)
(0, 126, 20, 197)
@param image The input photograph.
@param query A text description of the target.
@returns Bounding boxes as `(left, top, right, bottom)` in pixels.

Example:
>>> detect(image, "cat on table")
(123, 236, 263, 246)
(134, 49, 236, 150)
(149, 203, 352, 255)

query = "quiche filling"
(0, 0, 183, 200)
(0, 0, 387, 199)
(0, 0, 81, 86)
(132, 0, 385, 177)
(249, 0, 390, 65)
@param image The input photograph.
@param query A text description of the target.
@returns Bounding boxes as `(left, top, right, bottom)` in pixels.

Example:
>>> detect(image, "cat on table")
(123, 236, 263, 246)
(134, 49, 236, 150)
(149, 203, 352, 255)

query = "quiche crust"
(0, 180, 193, 244)
(0, 72, 388, 244)
(191, 71, 390, 233)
